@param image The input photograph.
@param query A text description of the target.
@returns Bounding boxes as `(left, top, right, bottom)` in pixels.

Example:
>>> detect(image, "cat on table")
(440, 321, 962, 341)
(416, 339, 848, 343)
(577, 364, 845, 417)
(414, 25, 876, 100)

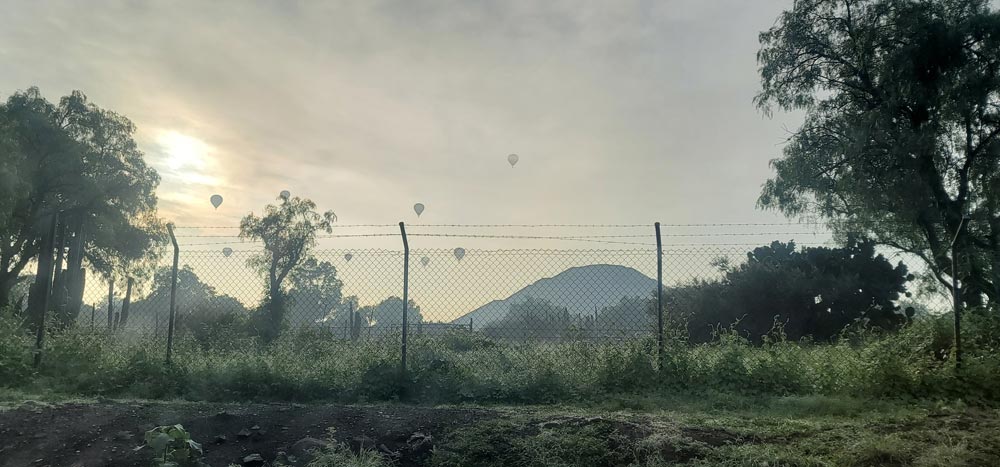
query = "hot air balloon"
(413, 203, 425, 217)
(453, 248, 465, 261)
(507, 153, 519, 168)
(420, 256, 430, 267)
(222, 247, 233, 257)
(344, 253, 353, 262)
(210, 194, 223, 209)
(280, 190, 291, 199)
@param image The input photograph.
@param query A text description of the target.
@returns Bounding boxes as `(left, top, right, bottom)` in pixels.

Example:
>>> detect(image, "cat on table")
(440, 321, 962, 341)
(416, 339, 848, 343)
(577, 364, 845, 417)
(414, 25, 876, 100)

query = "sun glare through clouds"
(159, 130, 208, 172)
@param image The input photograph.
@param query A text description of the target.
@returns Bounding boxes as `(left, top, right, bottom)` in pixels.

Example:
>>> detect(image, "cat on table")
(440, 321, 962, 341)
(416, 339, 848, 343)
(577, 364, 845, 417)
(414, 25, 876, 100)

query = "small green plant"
(303, 428, 389, 467)
(143, 424, 204, 467)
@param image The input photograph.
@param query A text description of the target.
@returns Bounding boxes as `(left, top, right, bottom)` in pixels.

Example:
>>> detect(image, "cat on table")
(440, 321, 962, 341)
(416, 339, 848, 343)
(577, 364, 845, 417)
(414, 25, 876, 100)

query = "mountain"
(451, 264, 657, 330)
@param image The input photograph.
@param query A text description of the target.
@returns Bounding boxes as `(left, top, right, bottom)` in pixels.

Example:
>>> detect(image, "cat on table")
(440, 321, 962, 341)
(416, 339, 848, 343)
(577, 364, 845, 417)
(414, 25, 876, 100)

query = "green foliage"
(287, 258, 344, 328)
(755, 0, 1000, 304)
(431, 417, 639, 467)
(144, 424, 204, 467)
(240, 195, 336, 342)
(669, 239, 910, 343)
(0, 313, 32, 386)
(0, 87, 163, 321)
(301, 429, 389, 467)
(359, 296, 423, 330)
(5, 312, 1000, 404)
(430, 329, 497, 353)
(483, 296, 584, 340)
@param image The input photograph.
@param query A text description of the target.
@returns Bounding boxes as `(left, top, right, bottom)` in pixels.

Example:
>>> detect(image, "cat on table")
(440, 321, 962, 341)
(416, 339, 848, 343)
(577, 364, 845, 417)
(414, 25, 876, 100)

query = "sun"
(159, 131, 207, 171)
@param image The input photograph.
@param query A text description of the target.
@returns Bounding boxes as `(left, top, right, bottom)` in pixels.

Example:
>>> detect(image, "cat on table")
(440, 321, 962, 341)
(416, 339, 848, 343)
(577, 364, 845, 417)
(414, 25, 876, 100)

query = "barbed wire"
(171, 222, 840, 230)
(174, 231, 832, 239)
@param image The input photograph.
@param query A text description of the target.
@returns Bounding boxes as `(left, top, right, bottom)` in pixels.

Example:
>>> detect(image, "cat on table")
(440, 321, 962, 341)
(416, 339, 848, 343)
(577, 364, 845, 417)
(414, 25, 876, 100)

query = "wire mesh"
(73, 233, 953, 356)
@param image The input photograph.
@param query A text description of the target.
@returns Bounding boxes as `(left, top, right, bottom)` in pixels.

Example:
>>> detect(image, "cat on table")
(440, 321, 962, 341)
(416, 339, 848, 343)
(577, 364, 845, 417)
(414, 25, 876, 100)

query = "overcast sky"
(1, 0, 811, 251)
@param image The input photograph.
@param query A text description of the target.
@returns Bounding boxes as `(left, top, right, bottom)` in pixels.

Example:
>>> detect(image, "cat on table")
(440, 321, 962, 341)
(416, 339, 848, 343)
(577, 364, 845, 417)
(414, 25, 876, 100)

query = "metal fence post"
(32, 212, 59, 368)
(166, 224, 180, 364)
(399, 222, 410, 377)
(655, 222, 664, 368)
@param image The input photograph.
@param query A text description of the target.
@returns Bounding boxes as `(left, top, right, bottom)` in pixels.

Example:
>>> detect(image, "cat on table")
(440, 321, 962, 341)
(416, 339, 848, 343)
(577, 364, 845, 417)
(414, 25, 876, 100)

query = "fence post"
(469, 317, 473, 332)
(32, 212, 59, 368)
(90, 303, 95, 329)
(655, 222, 664, 369)
(399, 222, 410, 378)
(950, 216, 968, 370)
(166, 224, 180, 364)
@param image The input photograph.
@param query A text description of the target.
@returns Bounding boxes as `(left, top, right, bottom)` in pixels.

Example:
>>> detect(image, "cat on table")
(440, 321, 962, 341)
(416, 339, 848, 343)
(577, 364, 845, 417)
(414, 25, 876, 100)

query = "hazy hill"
(451, 264, 657, 330)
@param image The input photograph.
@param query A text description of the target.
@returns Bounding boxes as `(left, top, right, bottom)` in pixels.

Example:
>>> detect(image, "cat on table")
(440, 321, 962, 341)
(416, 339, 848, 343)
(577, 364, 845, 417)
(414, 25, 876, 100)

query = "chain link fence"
(67, 226, 954, 380)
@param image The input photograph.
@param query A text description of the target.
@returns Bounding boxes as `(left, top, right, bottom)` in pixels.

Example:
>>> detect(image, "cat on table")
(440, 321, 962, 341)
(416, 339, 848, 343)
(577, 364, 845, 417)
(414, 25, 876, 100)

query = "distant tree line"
(483, 239, 912, 343)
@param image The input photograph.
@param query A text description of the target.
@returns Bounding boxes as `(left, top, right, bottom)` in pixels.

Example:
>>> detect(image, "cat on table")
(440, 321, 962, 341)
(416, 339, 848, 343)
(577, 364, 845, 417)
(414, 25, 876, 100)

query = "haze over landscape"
(1, 0, 803, 248)
(5, 1, 1000, 465)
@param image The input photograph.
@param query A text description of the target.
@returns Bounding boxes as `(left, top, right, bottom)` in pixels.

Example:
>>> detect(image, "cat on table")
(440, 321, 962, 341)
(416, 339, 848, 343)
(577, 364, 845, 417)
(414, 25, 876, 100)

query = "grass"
(4, 311, 999, 465)
(417, 392, 1000, 466)
(2, 389, 998, 465)
(1, 312, 999, 406)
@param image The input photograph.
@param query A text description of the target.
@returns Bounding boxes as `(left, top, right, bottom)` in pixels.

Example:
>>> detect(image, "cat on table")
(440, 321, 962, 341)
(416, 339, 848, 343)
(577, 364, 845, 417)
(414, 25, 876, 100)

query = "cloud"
(0, 0, 800, 235)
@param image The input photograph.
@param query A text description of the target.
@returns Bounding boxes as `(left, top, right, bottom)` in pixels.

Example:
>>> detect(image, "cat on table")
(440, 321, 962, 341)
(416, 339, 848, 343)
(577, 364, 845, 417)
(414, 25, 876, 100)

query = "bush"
(669, 239, 911, 343)
(0, 313, 32, 386)
(3, 313, 998, 404)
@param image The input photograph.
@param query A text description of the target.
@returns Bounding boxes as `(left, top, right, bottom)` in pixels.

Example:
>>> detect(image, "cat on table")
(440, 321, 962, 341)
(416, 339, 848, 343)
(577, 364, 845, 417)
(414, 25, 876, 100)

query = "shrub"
(6, 313, 999, 404)
(0, 313, 32, 386)
(670, 238, 910, 343)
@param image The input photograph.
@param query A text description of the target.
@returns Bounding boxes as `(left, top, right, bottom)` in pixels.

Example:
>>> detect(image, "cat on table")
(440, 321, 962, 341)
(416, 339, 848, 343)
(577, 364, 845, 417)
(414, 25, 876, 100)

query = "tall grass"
(1, 311, 998, 404)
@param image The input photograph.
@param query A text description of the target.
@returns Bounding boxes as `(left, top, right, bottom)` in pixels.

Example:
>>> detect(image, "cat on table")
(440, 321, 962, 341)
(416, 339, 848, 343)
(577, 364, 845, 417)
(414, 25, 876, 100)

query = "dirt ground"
(4, 398, 997, 467)
(0, 400, 495, 467)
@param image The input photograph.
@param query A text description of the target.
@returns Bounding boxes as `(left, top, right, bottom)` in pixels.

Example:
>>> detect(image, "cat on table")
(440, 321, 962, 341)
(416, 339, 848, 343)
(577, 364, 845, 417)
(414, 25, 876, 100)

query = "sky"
(11, 0, 948, 320)
(0, 0, 813, 252)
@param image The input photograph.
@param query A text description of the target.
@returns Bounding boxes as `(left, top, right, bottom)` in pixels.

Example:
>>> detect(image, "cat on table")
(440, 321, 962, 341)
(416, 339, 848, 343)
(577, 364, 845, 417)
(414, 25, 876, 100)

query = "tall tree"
(755, 0, 1000, 306)
(0, 88, 163, 320)
(287, 257, 344, 327)
(240, 196, 336, 341)
(0, 89, 81, 308)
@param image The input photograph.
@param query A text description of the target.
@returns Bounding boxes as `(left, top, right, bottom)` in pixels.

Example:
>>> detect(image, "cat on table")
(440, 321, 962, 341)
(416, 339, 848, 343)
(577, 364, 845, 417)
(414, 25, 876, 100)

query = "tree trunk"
(266, 281, 284, 342)
(63, 216, 86, 319)
(119, 278, 133, 328)
(26, 214, 59, 330)
(107, 279, 114, 330)
(0, 273, 14, 310)
(265, 258, 284, 342)
(50, 222, 68, 324)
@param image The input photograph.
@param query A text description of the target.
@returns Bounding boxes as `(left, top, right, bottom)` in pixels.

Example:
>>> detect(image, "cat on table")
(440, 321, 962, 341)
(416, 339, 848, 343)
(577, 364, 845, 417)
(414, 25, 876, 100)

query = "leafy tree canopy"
(669, 239, 910, 342)
(0, 87, 163, 316)
(240, 195, 335, 340)
(756, 0, 1000, 306)
(287, 257, 344, 327)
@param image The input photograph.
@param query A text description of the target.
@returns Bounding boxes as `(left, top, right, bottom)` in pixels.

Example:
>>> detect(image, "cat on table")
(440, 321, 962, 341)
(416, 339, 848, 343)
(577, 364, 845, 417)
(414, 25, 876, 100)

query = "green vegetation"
(298, 429, 389, 467)
(143, 424, 203, 467)
(1, 309, 998, 405)
(0, 87, 164, 325)
(430, 395, 1000, 466)
(669, 238, 913, 343)
(756, 0, 1000, 306)
(239, 194, 337, 342)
